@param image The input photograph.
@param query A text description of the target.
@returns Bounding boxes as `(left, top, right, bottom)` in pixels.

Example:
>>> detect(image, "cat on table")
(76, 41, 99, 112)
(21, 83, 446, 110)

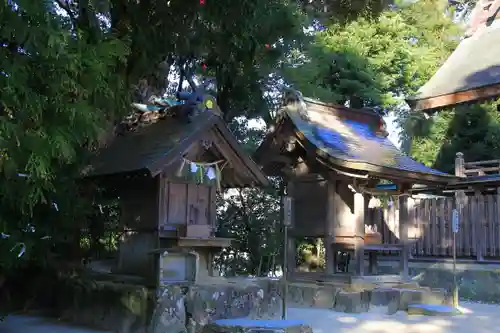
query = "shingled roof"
(86, 103, 269, 188)
(257, 91, 456, 184)
(407, 0, 500, 111)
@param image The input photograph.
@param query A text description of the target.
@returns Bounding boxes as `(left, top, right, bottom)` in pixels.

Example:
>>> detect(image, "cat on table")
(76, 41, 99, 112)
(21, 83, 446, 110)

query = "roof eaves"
(293, 127, 456, 185)
(213, 118, 270, 187)
(145, 113, 218, 177)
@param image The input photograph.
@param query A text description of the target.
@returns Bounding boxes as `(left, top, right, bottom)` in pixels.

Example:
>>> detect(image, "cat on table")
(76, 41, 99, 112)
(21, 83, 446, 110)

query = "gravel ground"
(2, 302, 500, 333)
(285, 303, 500, 333)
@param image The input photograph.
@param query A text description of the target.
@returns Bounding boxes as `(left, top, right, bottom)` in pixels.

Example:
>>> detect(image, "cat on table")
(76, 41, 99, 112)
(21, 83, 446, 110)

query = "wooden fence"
(372, 194, 500, 260)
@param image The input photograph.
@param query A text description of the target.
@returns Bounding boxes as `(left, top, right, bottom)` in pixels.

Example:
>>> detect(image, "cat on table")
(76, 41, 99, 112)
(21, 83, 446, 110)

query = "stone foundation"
(59, 278, 282, 333)
(56, 275, 452, 333)
(59, 281, 151, 333)
(377, 261, 500, 303)
(286, 281, 447, 314)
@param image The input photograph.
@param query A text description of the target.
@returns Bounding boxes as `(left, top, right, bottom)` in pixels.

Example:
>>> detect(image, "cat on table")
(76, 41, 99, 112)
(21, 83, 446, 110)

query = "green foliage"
(216, 185, 282, 276)
(0, 0, 306, 278)
(296, 238, 324, 271)
(411, 102, 500, 173)
(0, 0, 129, 274)
(104, 0, 306, 120)
(283, 0, 460, 109)
(299, 0, 395, 23)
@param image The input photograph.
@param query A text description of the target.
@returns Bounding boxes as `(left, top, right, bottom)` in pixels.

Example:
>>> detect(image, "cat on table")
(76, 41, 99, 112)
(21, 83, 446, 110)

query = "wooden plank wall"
(372, 193, 500, 259)
(158, 178, 216, 228)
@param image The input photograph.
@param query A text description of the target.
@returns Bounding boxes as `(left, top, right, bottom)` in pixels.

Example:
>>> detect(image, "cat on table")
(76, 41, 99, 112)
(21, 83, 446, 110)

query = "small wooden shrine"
(256, 90, 456, 281)
(407, 0, 500, 112)
(85, 86, 268, 286)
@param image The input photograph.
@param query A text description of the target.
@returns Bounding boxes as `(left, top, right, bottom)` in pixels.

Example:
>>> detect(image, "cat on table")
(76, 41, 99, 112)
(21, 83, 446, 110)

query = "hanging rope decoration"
(176, 158, 227, 191)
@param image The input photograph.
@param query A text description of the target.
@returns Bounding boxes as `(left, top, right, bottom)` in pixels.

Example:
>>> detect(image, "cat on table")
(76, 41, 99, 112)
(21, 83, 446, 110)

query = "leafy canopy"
(283, 0, 460, 110)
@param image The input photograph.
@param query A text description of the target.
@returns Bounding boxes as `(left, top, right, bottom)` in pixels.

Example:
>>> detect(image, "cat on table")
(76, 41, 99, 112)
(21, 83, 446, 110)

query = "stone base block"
(384, 288, 447, 314)
(333, 290, 370, 313)
(185, 279, 283, 332)
(287, 284, 339, 308)
(202, 319, 313, 333)
(407, 304, 461, 316)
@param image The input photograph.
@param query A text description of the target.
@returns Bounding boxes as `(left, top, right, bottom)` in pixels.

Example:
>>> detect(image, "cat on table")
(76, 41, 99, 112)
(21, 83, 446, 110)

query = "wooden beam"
(210, 127, 269, 187)
(408, 83, 500, 112)
(209, 129, 252, 179)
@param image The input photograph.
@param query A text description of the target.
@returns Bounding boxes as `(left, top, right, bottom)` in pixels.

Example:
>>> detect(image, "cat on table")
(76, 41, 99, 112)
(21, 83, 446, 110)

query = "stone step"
(407, 304, 461, 316)
(202, 319, 313, 333)
(372, 288, 448, 315)
(286, 283, 448, 314)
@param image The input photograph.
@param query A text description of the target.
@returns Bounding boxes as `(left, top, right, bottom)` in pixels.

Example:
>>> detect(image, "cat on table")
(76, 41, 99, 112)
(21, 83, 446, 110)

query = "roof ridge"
(282, 88, 382, 118)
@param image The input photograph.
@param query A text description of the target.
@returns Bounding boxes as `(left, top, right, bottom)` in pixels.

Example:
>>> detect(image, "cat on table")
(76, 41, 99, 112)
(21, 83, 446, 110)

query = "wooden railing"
(464, 159, 500, 177)
(372, 194, 500, 260)
(366, 153, 500, 260)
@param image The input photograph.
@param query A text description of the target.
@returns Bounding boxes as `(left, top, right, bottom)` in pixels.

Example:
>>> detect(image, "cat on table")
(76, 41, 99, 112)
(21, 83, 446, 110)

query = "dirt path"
(2, 302, 500, 333)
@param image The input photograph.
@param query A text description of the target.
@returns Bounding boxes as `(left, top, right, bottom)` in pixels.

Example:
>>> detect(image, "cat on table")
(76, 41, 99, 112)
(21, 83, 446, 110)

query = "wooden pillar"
(286, 236, 296, 278)
(454, 152, 465, 178)
(325, 176, 336, 274)
(354, 192, 365, 276)
(455, 153, 480, 260)
(399, 195, 409, 280)
(286, 182, 296, 278)
(474, 189, 484, 261)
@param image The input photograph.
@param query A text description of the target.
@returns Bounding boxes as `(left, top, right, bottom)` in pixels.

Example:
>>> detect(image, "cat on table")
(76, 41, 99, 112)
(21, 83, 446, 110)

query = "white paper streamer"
(206, 167, 216, 180)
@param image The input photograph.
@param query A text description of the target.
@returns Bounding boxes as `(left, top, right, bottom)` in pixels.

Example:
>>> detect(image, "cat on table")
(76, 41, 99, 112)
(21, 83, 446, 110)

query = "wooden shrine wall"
(158, 175, 217, 232)
(116, 176, 159, 282)
(291, 178, 328, 237)
(373, 194, 500, 260)
(292, 176, 361, 239)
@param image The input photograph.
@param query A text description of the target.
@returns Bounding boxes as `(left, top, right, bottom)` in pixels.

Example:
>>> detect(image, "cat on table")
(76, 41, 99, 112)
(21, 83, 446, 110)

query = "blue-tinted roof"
(284, 99, 453, 180)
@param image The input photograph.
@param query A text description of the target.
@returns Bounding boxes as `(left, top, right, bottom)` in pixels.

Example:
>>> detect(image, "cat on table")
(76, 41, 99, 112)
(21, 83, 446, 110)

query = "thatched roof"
(407, 0, 500, 111)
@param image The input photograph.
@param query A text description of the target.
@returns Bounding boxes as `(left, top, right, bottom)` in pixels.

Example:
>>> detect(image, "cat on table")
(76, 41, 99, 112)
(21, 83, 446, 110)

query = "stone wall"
(58, 278, 282, 333)
(286, 280, 447, 314)
(53, 271, 467, 333)
(59, 281, 152, 333)
(378, 260, 500, 303)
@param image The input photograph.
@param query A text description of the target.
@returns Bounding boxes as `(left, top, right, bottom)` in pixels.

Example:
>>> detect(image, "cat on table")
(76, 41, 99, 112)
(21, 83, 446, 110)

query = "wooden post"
(455, 152, 465, 178)
(454, 153, 470, 256)
(285, 182, 296, 278)
(354, 192, 365, 276)
(474, 189, 484, 261)
(282, 183, 292, 320)
(325, 176, 336, 274)
(399, 195, 409, 280)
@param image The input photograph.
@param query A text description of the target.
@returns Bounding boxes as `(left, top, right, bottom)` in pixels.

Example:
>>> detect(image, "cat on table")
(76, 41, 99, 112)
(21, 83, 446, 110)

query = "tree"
(0, 0, 308, 308)
(0, 0, 128, 265)
(216, 185, 282, 276)
(410, 102, 500, 173)
(283, 0, 460, 111)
